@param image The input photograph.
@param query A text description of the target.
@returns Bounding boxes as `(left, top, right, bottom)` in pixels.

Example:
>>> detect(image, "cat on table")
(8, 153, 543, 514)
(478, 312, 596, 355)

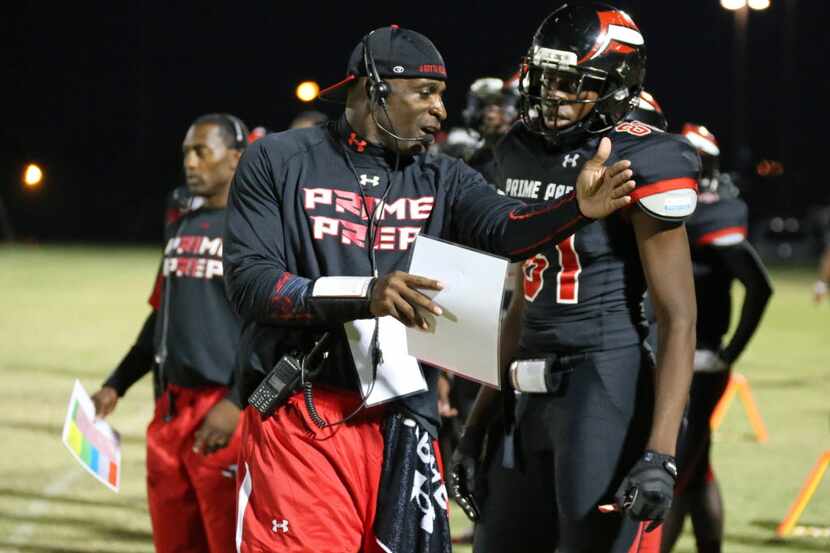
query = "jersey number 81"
(522, 235, 581, 304)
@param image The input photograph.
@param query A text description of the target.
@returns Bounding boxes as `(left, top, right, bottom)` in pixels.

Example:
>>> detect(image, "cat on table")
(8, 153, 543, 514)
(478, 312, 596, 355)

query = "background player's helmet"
(626, 90, 667, 131)
(682, 123, 720, 193)
(462, 76, 519, 137)
(519, 2, 646, 143)
(247, 126, 268, 144)
(436, 127, 481, 160)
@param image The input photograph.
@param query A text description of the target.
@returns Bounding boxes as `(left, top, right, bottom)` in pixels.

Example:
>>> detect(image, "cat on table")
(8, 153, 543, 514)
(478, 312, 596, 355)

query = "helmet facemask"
(518, 3, 647, 145)
(699, 153, 721, 194)
(519, 46, 640, 143)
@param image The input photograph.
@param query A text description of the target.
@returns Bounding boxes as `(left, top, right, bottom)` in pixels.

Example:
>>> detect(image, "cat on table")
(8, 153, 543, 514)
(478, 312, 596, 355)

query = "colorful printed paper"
(61, 379, 121, 492)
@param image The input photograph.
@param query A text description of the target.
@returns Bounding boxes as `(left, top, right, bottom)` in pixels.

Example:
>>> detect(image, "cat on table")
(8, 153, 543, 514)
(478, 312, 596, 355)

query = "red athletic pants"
(629, 523, 662, 553)
(235, 387, 396, 553)
(146, 384, 242, 553)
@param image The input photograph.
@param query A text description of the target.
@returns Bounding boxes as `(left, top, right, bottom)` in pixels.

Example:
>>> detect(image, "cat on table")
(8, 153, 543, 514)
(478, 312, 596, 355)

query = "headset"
(363, 31, 391, 106)
(220, 113, 248, 150)
(361, 28, 434, 146)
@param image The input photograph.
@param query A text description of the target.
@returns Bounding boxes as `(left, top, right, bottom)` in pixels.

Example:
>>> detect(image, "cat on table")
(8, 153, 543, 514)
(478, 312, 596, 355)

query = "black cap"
(318, 25, 447, 102)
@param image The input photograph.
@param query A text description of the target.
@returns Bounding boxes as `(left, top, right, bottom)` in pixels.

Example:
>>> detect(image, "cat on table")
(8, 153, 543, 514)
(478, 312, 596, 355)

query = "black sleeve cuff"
(226, 375, 245, 409)
(104, 345, 155, 397)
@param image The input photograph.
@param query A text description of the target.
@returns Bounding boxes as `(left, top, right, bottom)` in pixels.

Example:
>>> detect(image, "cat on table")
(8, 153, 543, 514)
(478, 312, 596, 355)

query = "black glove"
(614, 450, 677, 532)
(448, 430, 484, 522)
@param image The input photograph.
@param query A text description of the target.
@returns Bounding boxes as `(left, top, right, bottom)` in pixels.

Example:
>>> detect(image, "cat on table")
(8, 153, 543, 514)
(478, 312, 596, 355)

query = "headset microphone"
(372, 115, 436, 145)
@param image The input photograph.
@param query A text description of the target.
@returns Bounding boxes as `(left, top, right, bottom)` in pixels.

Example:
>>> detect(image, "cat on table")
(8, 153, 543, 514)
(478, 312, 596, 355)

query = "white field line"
(5, 405, 153, 549)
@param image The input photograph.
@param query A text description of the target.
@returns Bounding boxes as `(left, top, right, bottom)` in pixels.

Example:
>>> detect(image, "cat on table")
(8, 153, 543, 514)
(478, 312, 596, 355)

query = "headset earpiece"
(366, 81, 390, 104)
(362, 31, 390, 106)
(221, 114, 247, 150)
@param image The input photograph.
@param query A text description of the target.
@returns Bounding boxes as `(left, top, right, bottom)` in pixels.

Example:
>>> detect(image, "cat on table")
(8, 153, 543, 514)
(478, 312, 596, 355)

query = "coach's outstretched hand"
(91, 386, 119, 418)
(614, 450, 678, 532)
(575, 137, 635, 220)
(370, 271, 444, 330)
(193, 398, 240, 455)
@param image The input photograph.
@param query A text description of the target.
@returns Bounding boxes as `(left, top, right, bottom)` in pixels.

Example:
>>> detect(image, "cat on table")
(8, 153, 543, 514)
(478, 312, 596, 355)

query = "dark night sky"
(3, 1, 828, 243)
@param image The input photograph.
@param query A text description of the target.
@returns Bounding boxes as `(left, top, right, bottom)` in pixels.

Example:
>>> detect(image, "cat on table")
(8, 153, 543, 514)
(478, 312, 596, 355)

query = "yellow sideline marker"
(776, 450, 830, 537)
(709, 372, 768, 443)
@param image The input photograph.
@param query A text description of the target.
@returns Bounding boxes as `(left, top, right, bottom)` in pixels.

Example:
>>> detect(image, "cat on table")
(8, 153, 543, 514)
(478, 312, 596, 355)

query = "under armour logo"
(359, 174, 380, 187)
(562, 153, 580, 168)
(347, 132, 367, 152)
(271, 519, 289, 533)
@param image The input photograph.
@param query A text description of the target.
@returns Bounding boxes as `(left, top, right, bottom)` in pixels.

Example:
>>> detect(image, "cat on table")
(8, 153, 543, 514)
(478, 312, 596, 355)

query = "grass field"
(1, 244, 828, 553)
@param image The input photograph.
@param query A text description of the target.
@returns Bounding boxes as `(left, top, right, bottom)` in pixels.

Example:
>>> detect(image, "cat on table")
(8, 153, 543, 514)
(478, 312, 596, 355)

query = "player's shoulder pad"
(687, 197, 748, 247)
(612, 126, 701, 221)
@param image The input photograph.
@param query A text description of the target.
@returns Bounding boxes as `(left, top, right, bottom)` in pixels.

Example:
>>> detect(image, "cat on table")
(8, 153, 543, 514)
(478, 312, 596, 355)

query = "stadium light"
(296, 81, 320, 102)
(721, 0, 746, 10)
(23, 163, 43, 189)
(747, 0, 770, 10)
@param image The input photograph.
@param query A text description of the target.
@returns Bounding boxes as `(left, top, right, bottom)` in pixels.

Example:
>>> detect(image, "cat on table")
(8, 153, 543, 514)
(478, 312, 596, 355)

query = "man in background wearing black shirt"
(92, 113, 248, 553)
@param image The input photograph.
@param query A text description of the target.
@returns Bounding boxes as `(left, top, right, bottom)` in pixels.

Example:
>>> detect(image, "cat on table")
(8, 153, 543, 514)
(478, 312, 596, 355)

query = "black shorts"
(674, 370, 730, 495)
(473, 345, 654, 553)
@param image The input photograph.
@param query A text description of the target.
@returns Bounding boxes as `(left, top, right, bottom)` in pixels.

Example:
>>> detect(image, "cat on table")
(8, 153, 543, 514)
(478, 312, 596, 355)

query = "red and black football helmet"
(626, 90, 667, 131)
(519, 2, 646, 143)
(681, 122, 720, 192)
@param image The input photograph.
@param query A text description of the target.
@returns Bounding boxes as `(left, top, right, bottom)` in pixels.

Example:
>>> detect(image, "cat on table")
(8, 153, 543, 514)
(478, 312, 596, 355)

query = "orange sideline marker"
(709, 372, 768, 443)
(776, 450, 830, 537)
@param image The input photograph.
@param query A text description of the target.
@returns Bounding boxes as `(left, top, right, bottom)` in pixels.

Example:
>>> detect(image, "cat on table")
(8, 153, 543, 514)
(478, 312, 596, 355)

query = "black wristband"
(642, 449, 678, 480)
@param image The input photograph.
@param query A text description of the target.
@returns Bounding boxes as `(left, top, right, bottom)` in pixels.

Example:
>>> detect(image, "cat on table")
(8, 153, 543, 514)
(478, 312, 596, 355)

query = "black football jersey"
(494, 121, 700, 354)
(148, 201, 242, 388)
(467, 145, 500, 188)
(685, 195, 749, 350)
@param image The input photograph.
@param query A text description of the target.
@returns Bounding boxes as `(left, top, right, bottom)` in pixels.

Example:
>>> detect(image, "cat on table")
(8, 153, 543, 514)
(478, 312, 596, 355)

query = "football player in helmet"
(437, 75, 519, 167)
(626, 90, 668, 131)
(660, 124, 773, 553)
(450, 4, 699, 552)
(467, 76, 520, 181)
(463, 77, 519, 138)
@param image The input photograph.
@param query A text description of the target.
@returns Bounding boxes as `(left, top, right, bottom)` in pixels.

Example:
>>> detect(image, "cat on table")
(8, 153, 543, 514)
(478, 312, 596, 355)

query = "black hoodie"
(223, 116, 590, 434)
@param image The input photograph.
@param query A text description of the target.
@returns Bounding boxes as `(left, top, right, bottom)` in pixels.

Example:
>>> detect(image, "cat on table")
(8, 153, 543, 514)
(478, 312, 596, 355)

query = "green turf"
(1, 244, 828, 552)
